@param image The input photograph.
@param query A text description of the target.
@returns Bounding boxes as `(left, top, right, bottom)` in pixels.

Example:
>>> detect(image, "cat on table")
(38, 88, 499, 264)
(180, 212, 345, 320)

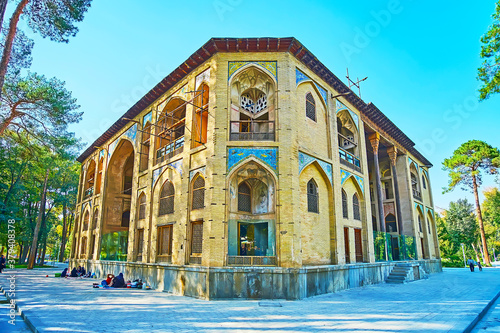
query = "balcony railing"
(84, 186, 94, 199)
(156, 136, 184, 164)
(339, 147, 361, 172)
(189, 256, 202, 265)
(412, 188, 422, 202)
(227, 255, 277, 266)
(230, 120, 275, 141)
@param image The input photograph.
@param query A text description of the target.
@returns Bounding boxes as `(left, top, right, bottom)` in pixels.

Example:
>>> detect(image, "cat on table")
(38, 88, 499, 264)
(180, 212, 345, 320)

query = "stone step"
(387, 275, 406, 280)
(386, 278, 405, 284)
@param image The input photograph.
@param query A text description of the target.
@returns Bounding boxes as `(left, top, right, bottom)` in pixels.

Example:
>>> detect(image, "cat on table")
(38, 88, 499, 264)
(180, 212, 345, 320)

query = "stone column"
(387, 146, 404, 235)
(369, 133, 385, 233)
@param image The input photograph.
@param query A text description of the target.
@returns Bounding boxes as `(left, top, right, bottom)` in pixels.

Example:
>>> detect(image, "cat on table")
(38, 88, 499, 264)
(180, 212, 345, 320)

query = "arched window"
(342, 190, 348, 219)
(83, 211, 89, 231)
(353, 194, 360, 220)
(192, 175, 205, 210)
(123, 155, 134, 195)
(138, 193, 146, 220)
(306, 93, 316, 121)
(422, 175, 427, 189)
(385, 213, 397, 232)
(238, 182, 251, 212)
(418, 214, 422, 232)
(95, 157, 103, 195)
(159, 181, 175, 216)
(140, 122, 151, 171)
(427, 217, 431, 233)
(192, 83, 209, 148)
(307, 179, 318, 213)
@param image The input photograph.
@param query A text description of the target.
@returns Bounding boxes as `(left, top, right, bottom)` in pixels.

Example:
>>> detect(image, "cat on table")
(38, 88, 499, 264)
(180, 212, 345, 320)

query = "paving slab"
(0, 267, 499, 332)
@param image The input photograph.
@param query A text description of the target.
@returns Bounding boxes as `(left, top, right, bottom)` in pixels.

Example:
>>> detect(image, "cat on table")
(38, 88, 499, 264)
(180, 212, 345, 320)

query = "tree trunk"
(27, 168, 49, 270)
(20, 243, 29, 264)
(40, 240, 47, 266)
(471, 243, 481, 264)
(59, 202, 68, 262)
(473, 175, 491, 266)
(0, 0, 8, 36)
(0, 0, 28, 100)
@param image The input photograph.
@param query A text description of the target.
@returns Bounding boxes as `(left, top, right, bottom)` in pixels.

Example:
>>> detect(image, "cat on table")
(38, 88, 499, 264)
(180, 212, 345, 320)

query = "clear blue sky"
(14, 0, 500, 211)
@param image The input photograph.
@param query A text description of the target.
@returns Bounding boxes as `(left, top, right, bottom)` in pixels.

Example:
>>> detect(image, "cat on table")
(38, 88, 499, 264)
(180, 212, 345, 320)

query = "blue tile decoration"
(99, 150, 105, 159)
(152, 159, 184, 189)
(340, 168, 364, 193)
(336, 100, 359, 130)
(227, 147, 278, 174)
(107, 139, 119, 163)
(408, 157, 418, 171)
(190, 166, 206, 181)
(414, 202, 424, 212)
(295, 68, 328, 106)
(122, 123, 138, 144)
(426, 207, 435, 219)
(228, 61, 277, 81)
(143, 112, 152, 124)
(299, 152, 333, 185)
(421, 167, 429, 180)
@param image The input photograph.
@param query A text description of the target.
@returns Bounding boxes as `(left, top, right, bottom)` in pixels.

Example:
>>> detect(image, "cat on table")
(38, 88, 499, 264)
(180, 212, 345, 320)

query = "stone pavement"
(472, 293, 500, 332)
(0, 266, 499, 332)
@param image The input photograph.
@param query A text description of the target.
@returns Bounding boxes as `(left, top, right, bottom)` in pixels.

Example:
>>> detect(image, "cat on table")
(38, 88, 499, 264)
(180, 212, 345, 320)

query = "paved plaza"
(0, 266, 499, 332)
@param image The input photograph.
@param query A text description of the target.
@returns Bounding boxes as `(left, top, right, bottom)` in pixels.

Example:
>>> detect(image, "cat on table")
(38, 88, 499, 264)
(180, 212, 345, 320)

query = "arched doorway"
(100, 139, 135, 261)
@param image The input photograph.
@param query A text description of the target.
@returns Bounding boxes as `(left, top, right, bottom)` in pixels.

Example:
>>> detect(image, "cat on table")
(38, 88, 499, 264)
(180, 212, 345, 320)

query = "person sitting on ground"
(61, 267, 68, 277)
(110, 272, 126, 288)
(106, 274, 114, 285)
(0, 254, 6, 273)
(80, 267, 86, 277)
(70, 267, 78, 277)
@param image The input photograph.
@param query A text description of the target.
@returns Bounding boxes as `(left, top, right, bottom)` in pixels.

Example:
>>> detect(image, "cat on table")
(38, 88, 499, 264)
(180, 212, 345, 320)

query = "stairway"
(386, 264, 412, 284)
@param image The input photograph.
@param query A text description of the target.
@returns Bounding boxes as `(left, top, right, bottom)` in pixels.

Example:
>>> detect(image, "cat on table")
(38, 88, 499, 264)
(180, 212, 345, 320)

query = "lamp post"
(461, 243, 466, 268)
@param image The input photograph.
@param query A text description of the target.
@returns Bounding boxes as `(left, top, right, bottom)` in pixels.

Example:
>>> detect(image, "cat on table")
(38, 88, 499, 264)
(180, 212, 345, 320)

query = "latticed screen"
(83, 213, 89, 231)
(81, 237, 87, 255)
(353, 194, 360, 220)
(136, 229, 144, 255)
(418, 215, 422, 232)
(92, 211, 98, 229)
(159, 181, 174, 215)
(354, 229, 363, 262)
(307, 180, 318, 213)
(158, 225, 172, 255)
(191, 222, 203, 254)
(342, 190, 348, 218)
(138, 194, 146, 220)
(192, 176, 205, 210)
(306, 93, 316, 121)
(238, 182, 251, 212)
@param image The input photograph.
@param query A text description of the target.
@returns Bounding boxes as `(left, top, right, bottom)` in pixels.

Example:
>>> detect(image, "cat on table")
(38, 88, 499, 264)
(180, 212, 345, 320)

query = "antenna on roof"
(346, 68, 367, 98)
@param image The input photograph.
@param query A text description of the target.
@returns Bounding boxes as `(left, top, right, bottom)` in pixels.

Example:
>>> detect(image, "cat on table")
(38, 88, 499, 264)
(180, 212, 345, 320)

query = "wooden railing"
(412, 188, 422, 202)
(339, 147, 361, 172)
(230, 120, 275, 141)
(155, 136, 184, 164)
(84, 186, 94, 199)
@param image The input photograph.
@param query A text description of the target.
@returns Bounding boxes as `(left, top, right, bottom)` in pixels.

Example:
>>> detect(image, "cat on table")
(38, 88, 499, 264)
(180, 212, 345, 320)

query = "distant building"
(72, 38, 441, 299)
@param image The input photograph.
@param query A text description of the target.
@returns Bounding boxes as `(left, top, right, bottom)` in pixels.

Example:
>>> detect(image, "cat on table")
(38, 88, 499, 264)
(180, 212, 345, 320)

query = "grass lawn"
(10, 264, 56, 269)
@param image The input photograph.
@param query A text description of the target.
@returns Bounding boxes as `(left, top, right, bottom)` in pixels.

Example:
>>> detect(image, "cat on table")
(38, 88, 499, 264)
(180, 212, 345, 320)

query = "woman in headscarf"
(61, 267, 68, 277)
(70, 267, 78, 277)
(110, 273, 125, 288)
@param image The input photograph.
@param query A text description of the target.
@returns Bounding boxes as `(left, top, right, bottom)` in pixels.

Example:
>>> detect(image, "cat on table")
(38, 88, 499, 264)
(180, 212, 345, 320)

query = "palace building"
(71, 37, 441, 300)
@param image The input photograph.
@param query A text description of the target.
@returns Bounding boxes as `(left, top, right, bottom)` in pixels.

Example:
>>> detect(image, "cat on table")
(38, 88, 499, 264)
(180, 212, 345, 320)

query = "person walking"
(0, 255, 6, 273)
(467, 257, 475, 272)
(477, 261, 483, 271)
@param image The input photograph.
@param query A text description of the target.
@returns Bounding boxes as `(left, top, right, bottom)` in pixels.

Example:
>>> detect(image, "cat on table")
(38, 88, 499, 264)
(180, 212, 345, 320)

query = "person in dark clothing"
(478, 261, 483, 271)
(110, 273, 125, 288)
(61, 268, 68, 277)
(0, 255, 6, 273)
(70, 267, 78, 277)
(80, 267, 86, 276)
(467, 257, 475, 272)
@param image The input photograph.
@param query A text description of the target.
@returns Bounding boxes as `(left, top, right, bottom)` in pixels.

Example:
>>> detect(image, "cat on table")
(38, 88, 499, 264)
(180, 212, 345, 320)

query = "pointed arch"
(137, 192, 147, 220)
(297, 80, 328, 110)
(342, 189, 348, 219)
(307, 178, 319, 213)
(92, 208, 99, 230)
(159, 180, 175, 216)
(305, 92, 316, 121)
(82, 209, 90, 232)
(353, 193, 360, 220)
(155, 97, 186, 163)
(83, 159, 96, 199)
(238, 181, 251, 212)
(191, 173, 206, 210)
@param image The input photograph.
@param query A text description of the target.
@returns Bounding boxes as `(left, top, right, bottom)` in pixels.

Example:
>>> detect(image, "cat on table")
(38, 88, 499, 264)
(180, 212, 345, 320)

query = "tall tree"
(0, 72, 82, 139)
(443, 140, 500, 266)
(27, 167, 48, 269)
(478, 1, 500, 100)
(483, 187, 500, 225)
(0, 0, 92, 98)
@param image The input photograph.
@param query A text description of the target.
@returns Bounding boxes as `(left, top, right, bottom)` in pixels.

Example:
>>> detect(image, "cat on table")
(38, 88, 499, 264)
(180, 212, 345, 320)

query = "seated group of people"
(61, 266, 92, 278)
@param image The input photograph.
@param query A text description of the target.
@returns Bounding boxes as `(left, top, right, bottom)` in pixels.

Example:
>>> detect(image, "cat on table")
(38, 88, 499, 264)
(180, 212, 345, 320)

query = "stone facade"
(71, 38, 440, 299)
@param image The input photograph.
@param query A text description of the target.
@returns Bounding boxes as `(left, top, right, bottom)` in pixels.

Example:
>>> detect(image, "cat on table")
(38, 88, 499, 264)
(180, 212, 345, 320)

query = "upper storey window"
(230, 67, 276, 141)
(192, 84, 209, 148)
(156, 98, 186, 164)
(337, 110, 361, 172)
(305, 93, 316, 121)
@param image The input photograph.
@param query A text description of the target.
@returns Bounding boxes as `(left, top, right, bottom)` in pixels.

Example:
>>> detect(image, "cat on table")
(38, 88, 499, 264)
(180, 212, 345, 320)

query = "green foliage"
(446, 199, 479, 246)
(0, 26, 33, 76)
(443, 140, 500, 193)
(478, 1, 500, 100)
(1, 72, 82, 144)
(483, 187, 500, 225)
(25, 0, 92, 43)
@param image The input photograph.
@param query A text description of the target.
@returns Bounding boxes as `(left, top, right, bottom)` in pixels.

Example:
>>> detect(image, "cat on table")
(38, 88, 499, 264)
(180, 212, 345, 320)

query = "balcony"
(156, 136, 184, 164)
(412, 188, 422, 202)
(339, 147, 361, 172)
(230, 120, 275, 141)
(227, 255, 277, 266)
(83, 186, 94, 199)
